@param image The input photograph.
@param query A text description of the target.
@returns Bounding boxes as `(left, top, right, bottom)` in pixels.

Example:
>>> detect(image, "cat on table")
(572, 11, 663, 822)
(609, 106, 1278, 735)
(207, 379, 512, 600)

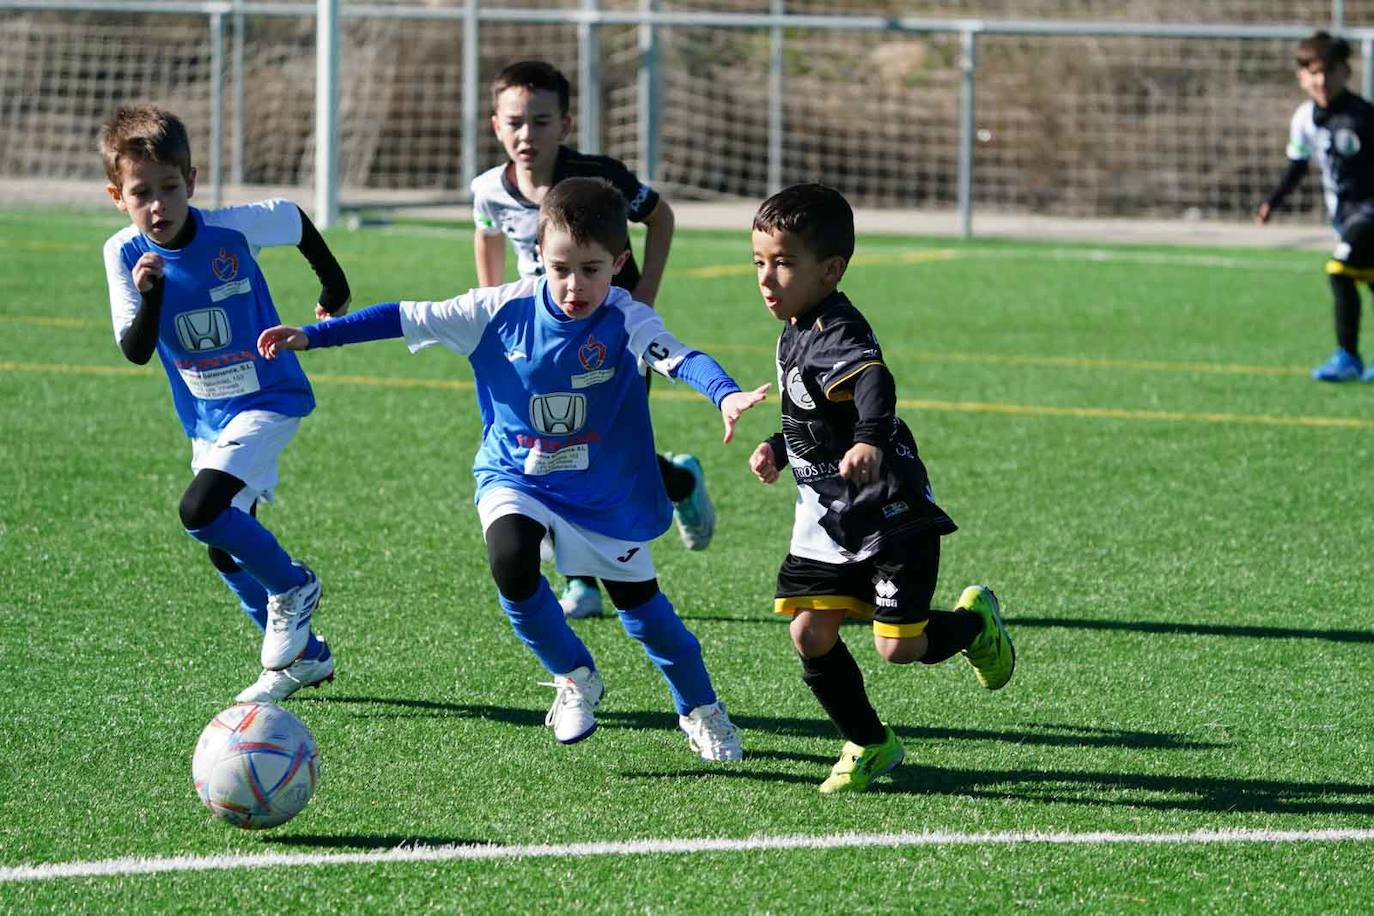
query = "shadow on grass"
(1012, 616, 1374, 643)
(314, 697, 1220, 751)
(678, 613, 1374, 644)
(881, 765, 1374, 815)
(621, 762, 1374, 815)
(266, 834, 490, 850)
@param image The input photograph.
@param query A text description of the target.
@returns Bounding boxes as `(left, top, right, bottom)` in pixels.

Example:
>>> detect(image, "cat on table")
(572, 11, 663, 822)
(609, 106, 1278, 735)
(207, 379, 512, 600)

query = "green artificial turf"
(1, 209, 1370, 913)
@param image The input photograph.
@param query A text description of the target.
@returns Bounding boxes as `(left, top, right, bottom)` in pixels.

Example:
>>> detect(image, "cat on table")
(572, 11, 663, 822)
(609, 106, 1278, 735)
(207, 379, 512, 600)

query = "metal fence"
(3, 0, 1374, 233)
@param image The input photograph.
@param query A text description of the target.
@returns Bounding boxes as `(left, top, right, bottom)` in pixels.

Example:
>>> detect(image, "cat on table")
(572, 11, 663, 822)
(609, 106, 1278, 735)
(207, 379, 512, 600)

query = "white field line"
(3, 828, 1374, 884)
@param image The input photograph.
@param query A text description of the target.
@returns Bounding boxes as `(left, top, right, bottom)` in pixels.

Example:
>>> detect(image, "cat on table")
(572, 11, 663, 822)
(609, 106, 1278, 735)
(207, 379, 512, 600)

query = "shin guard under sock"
(188, 508, 306, 594)
(618, 592, 715, 714)
(499, 578, 595, 676)
(800, 639, 886, 747)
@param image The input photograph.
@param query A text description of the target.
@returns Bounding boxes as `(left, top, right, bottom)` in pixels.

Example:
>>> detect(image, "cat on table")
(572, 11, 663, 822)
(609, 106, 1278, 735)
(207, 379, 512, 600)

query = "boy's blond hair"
(99, 105, 193, 186)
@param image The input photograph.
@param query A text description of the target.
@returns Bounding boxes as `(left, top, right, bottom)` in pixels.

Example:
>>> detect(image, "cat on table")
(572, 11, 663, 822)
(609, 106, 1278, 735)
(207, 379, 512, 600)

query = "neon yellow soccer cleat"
(958, 585, 1015, 690)
(818, 726, 905, 795)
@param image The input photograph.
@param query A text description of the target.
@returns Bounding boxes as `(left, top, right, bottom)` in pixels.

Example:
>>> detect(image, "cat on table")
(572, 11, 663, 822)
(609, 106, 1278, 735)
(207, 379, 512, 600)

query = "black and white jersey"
(775, 291, 955, 564)
(471, 145, 661, 280)
(1286, 92, 1374, 220)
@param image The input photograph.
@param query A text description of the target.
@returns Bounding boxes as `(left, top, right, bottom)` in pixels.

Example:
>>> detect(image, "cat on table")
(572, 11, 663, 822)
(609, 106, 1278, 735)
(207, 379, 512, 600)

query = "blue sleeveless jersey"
(399, 278, 692, 542)
(104, 201, 314, 441)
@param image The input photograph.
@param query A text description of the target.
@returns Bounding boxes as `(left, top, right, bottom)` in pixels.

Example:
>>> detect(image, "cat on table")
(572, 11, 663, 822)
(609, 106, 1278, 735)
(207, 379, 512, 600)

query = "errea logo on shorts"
(874, 578, 898, 608)
(529, 392, 587, 436)
(175, 308, 232, 353)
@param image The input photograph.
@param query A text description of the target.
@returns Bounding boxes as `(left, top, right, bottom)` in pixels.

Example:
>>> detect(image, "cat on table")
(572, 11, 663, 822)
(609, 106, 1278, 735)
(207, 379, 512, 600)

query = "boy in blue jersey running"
(259, 177, 765, 760)
(101, 105, 348, 702)
(473, 60, 711, 621)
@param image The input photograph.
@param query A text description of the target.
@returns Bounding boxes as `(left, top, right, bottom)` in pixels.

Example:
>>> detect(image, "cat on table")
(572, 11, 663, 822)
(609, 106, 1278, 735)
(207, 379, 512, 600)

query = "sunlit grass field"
(2, 208, 1372, 912)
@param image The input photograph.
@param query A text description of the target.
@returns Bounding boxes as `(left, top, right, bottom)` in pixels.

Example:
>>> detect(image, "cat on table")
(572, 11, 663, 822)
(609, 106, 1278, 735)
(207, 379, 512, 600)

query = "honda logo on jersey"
(529, 392, 588, 435)
(175, 308, 232, 352)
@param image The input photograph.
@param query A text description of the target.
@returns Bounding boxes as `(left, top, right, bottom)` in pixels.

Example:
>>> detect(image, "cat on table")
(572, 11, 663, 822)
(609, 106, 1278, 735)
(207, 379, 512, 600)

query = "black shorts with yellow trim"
(773, 534, 940, 639)
(1329, 207, 1374, 281)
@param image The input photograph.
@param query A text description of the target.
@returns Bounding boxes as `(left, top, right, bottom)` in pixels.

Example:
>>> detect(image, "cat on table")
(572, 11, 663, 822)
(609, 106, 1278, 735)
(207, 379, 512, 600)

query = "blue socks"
(499, 578, 595, 675)
(216, 566, 324, 661)
(618, 592, 716, 715)
(495, 579, 715, 713)
(187, 508, 307, 594)
(218, 568, 269, 631)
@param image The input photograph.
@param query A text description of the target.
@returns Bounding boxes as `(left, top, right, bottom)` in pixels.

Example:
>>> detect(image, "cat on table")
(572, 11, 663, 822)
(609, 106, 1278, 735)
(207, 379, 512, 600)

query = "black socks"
(920, 609, 983, 665)
(800, 639, 887, 747)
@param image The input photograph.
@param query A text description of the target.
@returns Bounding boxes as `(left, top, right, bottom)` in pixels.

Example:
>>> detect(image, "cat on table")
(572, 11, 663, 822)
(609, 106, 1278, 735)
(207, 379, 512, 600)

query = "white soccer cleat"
(261, 565, 321, 670)
(678, 701, 743, 762)
(236, 640, 336, 703)
(542, 665, 604, 744)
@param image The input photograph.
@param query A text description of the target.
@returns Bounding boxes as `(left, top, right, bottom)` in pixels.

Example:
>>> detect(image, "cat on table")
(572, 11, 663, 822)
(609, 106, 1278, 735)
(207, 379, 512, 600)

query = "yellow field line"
(3, 359, 1367, 430)
(684, 245, 1313, 278)
(701, 342, 1306, 377)
(3, 316, 1306, 378)
(684, 248, 960, 278)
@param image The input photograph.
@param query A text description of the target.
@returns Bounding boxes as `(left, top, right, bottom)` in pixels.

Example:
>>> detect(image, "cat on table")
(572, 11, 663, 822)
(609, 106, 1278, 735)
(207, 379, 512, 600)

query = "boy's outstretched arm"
(295, 206, 352, 318)
(258, 302, 404, 358)
(666, 347, 769, 442)
(719, 385, 770, 443)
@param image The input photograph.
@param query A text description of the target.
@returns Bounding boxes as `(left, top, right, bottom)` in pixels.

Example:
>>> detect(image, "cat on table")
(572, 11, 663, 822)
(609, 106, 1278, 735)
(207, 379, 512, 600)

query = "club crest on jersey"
(211, 248, 239, 282)
(572, 333, 615, 388)
(785, 366, 815, 410)
(208, 247, 252, 302)
(578, 334, 607, 371)
(1335, 127, 1362, 156)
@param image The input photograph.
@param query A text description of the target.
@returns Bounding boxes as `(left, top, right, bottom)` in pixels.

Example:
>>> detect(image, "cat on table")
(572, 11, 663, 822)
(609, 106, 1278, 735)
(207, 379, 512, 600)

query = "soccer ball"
(192, 702, 319, 829)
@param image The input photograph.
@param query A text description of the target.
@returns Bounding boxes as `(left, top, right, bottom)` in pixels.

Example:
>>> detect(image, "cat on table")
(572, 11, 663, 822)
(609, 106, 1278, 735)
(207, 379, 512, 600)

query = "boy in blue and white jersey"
(100, 105, 348, 702)
(472, 60, 709, 622)
(260, 177, 767, 760)
(1259, 31, 1374, 381)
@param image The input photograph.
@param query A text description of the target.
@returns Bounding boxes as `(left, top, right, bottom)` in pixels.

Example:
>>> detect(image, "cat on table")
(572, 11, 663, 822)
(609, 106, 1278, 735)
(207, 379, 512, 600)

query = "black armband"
(118, 276, 163, 365)
(296, 206, 351, 315)
(765, 432, 788, 466)
(1265, 159, 1308, 210)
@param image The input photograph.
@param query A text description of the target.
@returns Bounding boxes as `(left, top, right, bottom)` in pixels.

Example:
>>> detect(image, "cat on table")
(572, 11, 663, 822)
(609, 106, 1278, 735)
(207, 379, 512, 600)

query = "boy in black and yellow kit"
(748, 184, 1015, 794)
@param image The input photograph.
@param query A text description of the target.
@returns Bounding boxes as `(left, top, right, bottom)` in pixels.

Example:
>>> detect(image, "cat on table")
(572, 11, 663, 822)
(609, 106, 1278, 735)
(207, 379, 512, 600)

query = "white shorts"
(477, 486, 656, 583)
(190, 410, 301, 513)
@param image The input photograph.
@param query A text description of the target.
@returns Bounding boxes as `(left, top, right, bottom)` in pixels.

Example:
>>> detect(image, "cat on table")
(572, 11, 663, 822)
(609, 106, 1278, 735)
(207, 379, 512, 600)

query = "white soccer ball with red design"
(192, 702, 319, 829)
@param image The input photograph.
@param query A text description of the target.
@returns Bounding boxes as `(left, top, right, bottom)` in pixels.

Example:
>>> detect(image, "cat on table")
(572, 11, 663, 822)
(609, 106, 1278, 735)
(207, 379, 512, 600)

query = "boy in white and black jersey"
(748, 184, 1016, 794)
(1259, 31, 1374, 381)
(471, 60, 711, 621)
